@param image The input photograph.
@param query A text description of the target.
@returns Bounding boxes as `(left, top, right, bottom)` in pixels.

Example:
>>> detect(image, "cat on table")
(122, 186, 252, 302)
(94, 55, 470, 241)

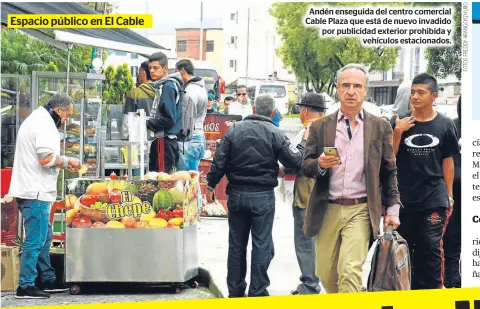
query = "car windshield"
(259, 85, 286, 98)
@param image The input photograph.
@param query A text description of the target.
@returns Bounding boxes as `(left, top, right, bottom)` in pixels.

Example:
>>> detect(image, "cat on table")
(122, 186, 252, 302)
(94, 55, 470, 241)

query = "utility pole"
(246, 7, 250, 87)
(265, 31, 268, 81)
(199, 2, 203, 61)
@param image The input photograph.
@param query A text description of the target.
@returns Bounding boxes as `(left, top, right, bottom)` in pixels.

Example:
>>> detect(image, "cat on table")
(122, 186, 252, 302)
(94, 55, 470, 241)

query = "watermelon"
(152, 189, 173, 212)
(121, 182, 138, 196)
(169, 187, 184, 207)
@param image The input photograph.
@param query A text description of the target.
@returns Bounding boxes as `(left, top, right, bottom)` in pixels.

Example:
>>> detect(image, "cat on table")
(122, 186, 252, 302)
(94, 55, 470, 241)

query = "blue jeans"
(17, 199, 56, 289)
(178, 135, 206, 172)
(226, 187, 275, 297)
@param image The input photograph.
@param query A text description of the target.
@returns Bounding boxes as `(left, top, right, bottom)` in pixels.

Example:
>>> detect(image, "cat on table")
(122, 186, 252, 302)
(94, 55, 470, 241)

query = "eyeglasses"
(236, 93, 246, 97)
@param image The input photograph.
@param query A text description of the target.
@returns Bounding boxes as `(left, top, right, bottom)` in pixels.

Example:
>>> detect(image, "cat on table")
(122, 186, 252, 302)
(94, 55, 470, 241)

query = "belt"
(328, 197, 368, 206)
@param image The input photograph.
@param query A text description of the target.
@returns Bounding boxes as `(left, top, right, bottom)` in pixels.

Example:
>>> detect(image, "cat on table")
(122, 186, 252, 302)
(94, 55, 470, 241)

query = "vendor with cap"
(280, 92, 327, 295)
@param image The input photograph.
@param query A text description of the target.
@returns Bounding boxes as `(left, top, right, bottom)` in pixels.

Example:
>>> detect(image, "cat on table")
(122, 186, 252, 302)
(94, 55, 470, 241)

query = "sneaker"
(39, 281, 69, 293)
(15, 286, 50, 299)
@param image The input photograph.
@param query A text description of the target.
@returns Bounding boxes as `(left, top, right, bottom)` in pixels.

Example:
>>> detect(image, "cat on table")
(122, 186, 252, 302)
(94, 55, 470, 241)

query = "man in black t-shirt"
(391, 73, 459, 290)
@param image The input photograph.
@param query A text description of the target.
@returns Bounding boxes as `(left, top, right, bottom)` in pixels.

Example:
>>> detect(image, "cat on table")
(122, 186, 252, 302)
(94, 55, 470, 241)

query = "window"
(230, 36, 236, 44)
(115, 51, 127, 56)
(230, 60, 237, 72)
(131, 66, 138, 77)
(231, 13, 236, 20)
(131, 53, 138, 59)
(206, 40, 214, 52)
(259, 85, 286, 98)
(177, 40, 187, 52)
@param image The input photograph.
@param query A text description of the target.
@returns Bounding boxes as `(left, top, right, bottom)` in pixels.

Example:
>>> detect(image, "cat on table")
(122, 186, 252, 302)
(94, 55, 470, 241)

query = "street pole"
(246, 7, 250, 87)
(199, 2, 203, 61)
(265, 31, 268, 81)
(272, 35, 275, 79)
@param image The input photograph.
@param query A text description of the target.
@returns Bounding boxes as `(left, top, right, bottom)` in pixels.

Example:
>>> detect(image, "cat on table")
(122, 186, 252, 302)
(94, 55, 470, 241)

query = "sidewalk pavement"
(198, 187, 377, 297)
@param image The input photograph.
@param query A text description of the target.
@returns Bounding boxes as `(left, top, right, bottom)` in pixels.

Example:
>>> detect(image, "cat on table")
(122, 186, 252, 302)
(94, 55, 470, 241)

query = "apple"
(72, 215, 92, 228)
(109, 188, 122, 204)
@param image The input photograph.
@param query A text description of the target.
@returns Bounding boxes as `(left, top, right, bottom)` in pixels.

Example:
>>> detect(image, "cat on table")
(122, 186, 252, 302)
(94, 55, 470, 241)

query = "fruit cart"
(64, 171, 200, 294)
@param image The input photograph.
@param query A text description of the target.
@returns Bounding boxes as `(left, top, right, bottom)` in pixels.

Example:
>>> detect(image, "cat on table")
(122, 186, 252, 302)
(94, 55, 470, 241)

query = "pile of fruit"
(65, 171, 198, 229)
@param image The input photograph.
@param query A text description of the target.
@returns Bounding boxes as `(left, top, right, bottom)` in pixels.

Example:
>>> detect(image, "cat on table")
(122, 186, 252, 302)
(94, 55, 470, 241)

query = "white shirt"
(228, 101, 253, 119)
(8, 107, 61, 202)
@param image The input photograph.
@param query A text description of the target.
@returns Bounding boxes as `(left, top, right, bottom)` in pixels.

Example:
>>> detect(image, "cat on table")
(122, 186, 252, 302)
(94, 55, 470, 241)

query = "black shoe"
(15, 286, 50, 299)
(39, 281, 69, 293)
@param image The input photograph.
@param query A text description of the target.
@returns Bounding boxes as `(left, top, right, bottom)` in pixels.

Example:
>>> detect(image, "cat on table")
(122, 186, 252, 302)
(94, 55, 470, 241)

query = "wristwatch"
(449, 197, 454, 205)
(207, 186, 215, 192)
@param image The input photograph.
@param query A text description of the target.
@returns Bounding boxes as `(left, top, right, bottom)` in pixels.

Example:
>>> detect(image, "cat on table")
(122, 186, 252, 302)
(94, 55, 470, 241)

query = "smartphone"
(324, 147, 341, 163)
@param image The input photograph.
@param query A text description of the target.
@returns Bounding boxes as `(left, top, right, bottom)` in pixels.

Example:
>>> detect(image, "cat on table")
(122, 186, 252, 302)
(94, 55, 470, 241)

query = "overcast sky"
(113, 2, 233, 35)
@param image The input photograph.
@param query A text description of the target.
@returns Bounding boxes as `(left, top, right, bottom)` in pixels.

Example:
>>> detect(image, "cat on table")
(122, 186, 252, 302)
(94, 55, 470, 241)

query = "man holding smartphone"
(301, 64, 401, 294)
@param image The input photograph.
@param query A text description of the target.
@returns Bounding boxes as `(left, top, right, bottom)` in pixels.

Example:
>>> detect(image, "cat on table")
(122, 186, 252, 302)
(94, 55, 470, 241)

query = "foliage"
(83, 2, 118, 13)
(102, 64, 134, 105)
(270, 2, 399, 96)
(421, 2, 461, 80)
(1, 29, 93, 75)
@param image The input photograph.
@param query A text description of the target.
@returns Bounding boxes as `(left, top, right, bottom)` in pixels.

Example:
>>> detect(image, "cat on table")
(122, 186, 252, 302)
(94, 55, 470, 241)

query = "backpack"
(367, 226, 411, 291)
(178, 90, 194, 142)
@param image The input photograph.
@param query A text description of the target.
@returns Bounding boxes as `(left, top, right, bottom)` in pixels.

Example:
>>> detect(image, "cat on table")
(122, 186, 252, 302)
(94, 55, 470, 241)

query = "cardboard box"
(1, 245, 20, 291)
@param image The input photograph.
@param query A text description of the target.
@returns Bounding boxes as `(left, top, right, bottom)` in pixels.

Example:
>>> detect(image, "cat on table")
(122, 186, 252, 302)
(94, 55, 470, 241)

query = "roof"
(1, 2, 167, 51)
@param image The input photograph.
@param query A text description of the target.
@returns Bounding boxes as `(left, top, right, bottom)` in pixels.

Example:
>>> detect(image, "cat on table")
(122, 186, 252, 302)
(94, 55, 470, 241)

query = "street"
(1, 126, 378, 306)
(1, 188, 377, 307)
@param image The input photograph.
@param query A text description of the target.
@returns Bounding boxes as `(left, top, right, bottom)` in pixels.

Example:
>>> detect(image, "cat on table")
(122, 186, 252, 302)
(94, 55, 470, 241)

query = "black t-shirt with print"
(391, 111, 459, 211)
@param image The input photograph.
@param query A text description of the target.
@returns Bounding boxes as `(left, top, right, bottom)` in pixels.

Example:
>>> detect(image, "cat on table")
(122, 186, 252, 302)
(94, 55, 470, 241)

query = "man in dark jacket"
(146, 52, 184, 173)
(206, 94, 305, 298)
(443, 96, 461, 288)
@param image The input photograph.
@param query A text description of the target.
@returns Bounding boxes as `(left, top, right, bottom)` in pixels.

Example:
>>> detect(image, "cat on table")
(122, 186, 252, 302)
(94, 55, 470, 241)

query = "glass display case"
(31, 71, 105, 200)
(1, 74, 32, 169)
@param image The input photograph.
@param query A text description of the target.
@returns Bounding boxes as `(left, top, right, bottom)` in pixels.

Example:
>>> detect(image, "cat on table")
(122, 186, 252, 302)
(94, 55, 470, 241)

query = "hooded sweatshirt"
(147, 73, 184, 138)
(182, 76, 208, 137)
(392, 80, 412, 116)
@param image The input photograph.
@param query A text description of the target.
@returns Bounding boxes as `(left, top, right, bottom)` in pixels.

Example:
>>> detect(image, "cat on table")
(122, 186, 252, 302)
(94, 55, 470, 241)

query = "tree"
(1, 29, 93, 74)
(422, 2, 461, 80)
(102, 64, 134, 105)
(270, 2, 399, 95)
(83, 2, 117, 13)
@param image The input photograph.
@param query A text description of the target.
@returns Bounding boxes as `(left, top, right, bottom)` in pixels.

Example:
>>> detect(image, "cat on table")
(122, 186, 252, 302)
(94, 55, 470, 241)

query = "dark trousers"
(226, 188, 275, 297)
(443, 198, 461, 288)
(149, 137, 179, 174)
(292, 206, 320, 294)
(397, 207, 449, 290)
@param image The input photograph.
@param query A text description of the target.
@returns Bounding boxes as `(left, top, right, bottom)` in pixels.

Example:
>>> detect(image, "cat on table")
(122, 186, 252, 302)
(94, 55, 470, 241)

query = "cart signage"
(65, 175, 199, 229)
(105, 191, 152, 220)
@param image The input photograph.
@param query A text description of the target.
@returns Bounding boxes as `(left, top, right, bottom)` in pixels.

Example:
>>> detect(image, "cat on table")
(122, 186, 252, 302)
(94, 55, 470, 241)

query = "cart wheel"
(190, 281, 198, 289)
(69, 284, 82, 295)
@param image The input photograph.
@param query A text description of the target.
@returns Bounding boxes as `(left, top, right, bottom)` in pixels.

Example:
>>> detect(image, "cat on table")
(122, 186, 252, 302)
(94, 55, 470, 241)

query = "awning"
(1, 2, 171, 56)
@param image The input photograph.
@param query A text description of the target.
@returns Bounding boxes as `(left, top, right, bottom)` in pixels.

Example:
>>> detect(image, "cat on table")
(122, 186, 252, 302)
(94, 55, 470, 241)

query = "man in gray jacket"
(175, 59, 208, 171)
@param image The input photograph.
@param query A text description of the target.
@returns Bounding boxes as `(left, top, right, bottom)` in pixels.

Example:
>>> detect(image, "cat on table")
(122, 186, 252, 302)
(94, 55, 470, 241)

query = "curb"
(197, 267, 225, 298)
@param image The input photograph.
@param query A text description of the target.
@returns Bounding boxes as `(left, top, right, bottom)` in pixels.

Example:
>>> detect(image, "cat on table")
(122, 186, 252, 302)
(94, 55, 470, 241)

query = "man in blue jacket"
(147, 52, 184, 173)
